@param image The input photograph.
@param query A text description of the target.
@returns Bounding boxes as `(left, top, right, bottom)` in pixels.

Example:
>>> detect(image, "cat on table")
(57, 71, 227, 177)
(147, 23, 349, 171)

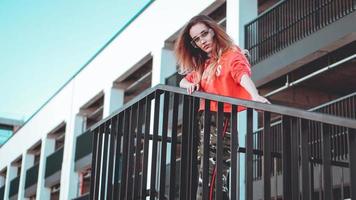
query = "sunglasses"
(190, 29, 212, 48)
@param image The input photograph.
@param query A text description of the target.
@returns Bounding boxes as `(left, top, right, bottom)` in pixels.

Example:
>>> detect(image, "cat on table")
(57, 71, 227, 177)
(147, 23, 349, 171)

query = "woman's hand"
(251, 94, 271, 104)
(187, 82, 200, 94)
(179, 78, 200, 94)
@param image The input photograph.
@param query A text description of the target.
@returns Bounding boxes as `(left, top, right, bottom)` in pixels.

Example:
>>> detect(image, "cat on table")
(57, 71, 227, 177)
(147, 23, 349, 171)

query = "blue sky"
(0, 0, 152, 122)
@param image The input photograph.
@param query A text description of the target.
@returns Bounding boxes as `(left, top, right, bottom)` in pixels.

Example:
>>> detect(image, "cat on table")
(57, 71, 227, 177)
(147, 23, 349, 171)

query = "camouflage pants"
(196, 112, 231, 200)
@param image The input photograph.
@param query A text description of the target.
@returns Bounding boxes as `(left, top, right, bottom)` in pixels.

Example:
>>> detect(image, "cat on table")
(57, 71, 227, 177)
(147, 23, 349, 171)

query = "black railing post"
(119, 108, 131, 199)
(180, 95, 190, 200)
(263, 111, 271, 200)
(349, 128, 356, 199)
(202, 100, 211, 200)
(215, 102, 224, 200)
(127, 103, 138, 199)
(141, 97, 152, 199)
(300, 119, 311, 200)
(113, 113, 123, 200)
(89, 129, 98, 200)
(133, 100, 145, 200)
(230, 105, 238, 200)
(290, 117, 300, 200)
(107, 116, 117, 200)
(321, 123, 332, 200)
(100, 121, 111, 200)
(245, 108, 254, 200)
(282, 115, 292, 200)
(150, 91, 161, 200)
(159, 91, 170, 199)
(169, 93, 179, 200)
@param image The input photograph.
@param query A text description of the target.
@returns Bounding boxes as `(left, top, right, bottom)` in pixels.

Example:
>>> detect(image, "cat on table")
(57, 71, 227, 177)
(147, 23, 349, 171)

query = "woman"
(174, 15, 270, 199)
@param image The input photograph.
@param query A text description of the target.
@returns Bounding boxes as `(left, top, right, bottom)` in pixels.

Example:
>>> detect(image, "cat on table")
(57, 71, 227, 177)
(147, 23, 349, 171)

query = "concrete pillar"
(0, 175, 5, 186)
(103, 86, 124, 117)
(59, 115, 84, 200)
(17, 153, 34, 200)
(151, 45, 177, 86)
(4, 165, 17, 200)
(36, 138, 55, 200)
(226, 0, 258, 47)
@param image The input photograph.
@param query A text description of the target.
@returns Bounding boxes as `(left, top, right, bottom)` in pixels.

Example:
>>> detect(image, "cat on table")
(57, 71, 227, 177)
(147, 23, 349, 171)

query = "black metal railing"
(252, 92, 356, 182)
(245, 0, 356, 65)
(75, 130, 93, 162)
(0, 185, 4, 200)
(89, 84, 356, 200)
(25, 164, 39, 189)
(8, 176, 19, 198)
(45, 147, 64, 178)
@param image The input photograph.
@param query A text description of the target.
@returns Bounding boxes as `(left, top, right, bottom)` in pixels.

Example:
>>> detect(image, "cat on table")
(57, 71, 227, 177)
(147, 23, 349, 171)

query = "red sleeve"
(229, 50, 251, 84)
(185, 71, 198, 83)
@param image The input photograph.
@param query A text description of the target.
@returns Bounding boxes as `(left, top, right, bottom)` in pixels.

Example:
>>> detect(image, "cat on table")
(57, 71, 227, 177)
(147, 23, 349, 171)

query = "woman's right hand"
(179, 78, 200, 94)
(187, 82, 200, 94)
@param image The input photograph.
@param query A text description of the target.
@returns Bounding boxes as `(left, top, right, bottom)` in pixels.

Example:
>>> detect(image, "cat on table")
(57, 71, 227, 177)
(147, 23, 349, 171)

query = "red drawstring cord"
(209, 118, 229, 200)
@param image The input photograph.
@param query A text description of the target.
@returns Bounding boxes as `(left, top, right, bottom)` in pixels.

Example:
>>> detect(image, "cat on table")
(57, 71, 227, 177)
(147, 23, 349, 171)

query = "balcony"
(245, 0, 356, 88)
(245, 0, 355, 65)
(8, 176, 19, 200)
(88, 84, 356, 199)
(45, 147, 63, 187)
(25, 164, 39, 197)
(0, 185, 4, 200)
(75, 131, 93, 171)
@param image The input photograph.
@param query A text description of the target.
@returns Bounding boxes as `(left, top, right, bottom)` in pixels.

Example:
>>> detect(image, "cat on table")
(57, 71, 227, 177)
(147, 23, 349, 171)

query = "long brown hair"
(174, 15, 234, 82)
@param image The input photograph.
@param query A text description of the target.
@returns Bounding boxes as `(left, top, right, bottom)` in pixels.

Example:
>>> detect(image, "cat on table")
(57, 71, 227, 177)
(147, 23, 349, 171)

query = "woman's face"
(189, 23, 214, 54)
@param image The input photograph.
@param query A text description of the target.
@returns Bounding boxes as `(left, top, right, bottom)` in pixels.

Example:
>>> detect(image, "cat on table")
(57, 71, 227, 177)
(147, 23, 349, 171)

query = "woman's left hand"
(252, 95, 271, 104)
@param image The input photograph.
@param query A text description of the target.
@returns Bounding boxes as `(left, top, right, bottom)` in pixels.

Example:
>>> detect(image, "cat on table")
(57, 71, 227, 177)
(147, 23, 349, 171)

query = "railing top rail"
(90, 84, 356, 131)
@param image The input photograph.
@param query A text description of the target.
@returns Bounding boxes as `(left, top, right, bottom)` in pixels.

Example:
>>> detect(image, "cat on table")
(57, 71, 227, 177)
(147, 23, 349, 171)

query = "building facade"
(0, 0, 355, 199)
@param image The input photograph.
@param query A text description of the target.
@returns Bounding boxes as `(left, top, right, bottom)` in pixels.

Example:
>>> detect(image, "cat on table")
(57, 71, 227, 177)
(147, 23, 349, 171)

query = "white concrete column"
(0, 175, 5, 186)
(151, 45, 177, 86)
(4, 165, 17, 200)
(36, 137, 55, 200)
(103, 86, 124, 117)
(226, 0, 258, 47)
(59, 115, 85, 200)
(17, 153, 34, 200)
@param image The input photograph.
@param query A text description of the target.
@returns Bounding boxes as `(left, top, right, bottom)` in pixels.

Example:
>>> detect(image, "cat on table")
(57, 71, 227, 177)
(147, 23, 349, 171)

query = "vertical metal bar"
(126, 104, 138, 200)
(246, 108, 254, 200)
(300, 119, 311, 200)
(169, 93, 179, 200)
(100, 121, 111, 200)
(133, 101, 145, 200)
(159, 92, 170, 199)
(215, 102, 224, 200)
(180, 95, 190, 200)
(186, 97, 194, 199)
(150, 91, 161, 200)
(190, 97, 200, 200)
(95, 125, 104, 200)
(89, 128, 99, 200)
(120, 109, 131, 199)
(290, 117, 299, 200)
(107, 116, 118, 200)
(202, 100, 211, 200)
(230, 105, 238, 200)
(263, 112, 271, 200)
(321, 123, 332, 200)
(113, 113, 123, 200)
(348, 128, 356, 199)
(282, 116, 292, 200)
(141, 97, 151, 199)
